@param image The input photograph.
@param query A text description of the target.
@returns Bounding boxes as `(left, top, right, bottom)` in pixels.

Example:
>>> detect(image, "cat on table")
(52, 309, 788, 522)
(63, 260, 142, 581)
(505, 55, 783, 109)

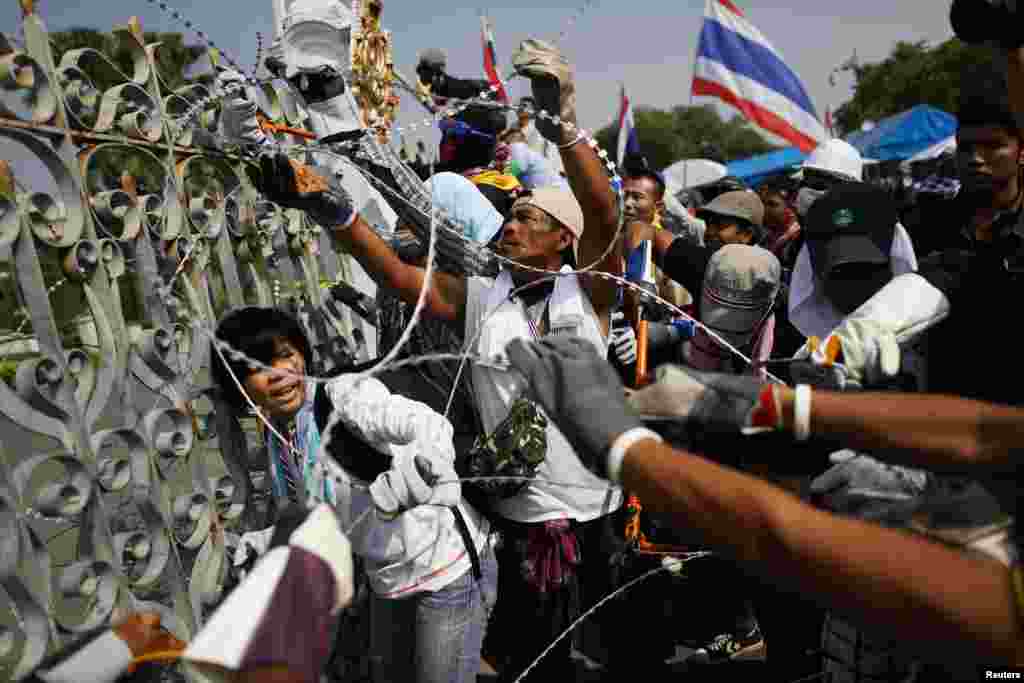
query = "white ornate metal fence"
(0, 2, 387, 679)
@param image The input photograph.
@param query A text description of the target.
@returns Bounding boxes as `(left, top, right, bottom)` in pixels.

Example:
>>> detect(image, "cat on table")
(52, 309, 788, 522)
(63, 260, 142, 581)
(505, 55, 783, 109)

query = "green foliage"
(596, 104, 778, 170)
(48, 27, 211, 92)
(0, 358, 17, 386)
(834, 39, 999, 135)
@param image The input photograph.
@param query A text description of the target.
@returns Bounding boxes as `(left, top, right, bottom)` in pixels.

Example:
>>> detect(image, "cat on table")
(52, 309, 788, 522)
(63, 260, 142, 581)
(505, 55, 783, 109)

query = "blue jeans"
(369, 545, 498, 683)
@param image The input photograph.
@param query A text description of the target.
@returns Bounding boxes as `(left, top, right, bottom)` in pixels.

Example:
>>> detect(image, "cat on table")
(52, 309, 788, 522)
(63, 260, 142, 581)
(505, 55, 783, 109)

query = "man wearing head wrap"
(248, 37, 628, 680)
(788, 184, 918, 344)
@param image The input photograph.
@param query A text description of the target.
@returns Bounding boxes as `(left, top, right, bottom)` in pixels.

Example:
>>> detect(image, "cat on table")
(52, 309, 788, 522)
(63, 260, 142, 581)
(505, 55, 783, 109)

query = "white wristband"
(607, 427, 663, 483)
(793, 384, 812, 442)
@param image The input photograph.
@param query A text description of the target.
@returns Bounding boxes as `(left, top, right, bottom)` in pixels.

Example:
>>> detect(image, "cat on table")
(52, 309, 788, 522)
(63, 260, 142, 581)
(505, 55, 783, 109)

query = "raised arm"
(950, 1, 1024, 127)
(334, 216, 466, 325)
(249, 153, 466, 326)
(512, 40, 623, 328)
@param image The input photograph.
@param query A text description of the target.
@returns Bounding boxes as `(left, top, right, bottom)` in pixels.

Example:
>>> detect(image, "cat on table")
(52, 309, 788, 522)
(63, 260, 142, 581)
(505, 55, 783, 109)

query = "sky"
(1, 0, 955, 155)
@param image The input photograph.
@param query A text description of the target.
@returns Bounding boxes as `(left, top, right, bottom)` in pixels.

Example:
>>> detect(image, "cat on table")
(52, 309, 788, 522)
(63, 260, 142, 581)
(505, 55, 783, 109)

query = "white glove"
(369, 452, 460, 518)
(325, 376, 462, 516)
(610, 311, 638, 365)
(792, 273, 950, 390)
(215, 68, 268, 147)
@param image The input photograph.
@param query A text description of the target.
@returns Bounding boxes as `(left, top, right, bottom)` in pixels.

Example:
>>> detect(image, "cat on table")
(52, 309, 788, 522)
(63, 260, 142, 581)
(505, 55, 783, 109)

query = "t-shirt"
(914, 196, 1024, 405)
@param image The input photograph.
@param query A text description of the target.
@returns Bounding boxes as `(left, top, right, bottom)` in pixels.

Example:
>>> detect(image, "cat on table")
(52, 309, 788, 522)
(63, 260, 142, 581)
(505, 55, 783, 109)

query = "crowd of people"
(21, 0, 1024, 681)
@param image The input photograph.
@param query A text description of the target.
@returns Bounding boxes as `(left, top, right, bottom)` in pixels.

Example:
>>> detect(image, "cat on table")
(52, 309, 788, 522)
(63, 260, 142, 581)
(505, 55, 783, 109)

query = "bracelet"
(558, 132, 586, 150)
(608, 427, 663, 483)
(793, 384, 812, 442)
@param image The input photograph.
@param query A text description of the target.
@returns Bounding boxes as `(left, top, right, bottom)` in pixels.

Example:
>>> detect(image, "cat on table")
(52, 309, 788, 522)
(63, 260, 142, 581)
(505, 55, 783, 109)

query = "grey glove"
(511, 39, 577, 144)
(248, 152, 356, 229)
(950, 0, 1023, 49)
(215, 68, 268, 147)
(505, 336, 642, 478)
(627, 364, 766, 433)
(811, 451, 929, 517)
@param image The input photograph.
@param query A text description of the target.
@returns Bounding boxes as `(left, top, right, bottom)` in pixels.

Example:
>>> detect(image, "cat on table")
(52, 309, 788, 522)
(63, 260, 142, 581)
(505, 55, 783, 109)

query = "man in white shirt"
(249, 37, 625, 680)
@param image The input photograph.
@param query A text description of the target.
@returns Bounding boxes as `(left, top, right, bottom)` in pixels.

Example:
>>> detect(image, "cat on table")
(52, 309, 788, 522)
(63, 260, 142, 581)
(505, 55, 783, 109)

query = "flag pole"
(684, 1, 709, 191)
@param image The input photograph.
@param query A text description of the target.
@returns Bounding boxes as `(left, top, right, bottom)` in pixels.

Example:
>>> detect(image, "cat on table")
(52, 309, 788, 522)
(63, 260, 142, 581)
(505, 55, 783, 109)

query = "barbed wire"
(5, 3, 808, 676)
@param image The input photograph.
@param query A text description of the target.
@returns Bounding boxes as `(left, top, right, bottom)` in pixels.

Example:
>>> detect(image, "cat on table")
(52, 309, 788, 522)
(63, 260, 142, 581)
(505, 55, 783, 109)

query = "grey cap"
(701, 244, 781, 345)
(698, 190, 765, 228)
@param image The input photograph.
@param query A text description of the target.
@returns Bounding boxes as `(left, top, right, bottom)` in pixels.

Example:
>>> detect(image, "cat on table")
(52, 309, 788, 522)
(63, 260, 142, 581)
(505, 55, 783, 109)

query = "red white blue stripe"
(481, 16, 509, 103)
(692, 0, 825, 152)
(616, 84, 641, 168)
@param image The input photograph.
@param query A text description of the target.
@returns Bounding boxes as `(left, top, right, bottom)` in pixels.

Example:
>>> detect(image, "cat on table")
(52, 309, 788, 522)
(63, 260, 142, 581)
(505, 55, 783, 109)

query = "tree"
(44, 29, 212, 191)
(595, 104, 778, 171)
(834, 39, 998, 135)
(48, 27, 211, 92)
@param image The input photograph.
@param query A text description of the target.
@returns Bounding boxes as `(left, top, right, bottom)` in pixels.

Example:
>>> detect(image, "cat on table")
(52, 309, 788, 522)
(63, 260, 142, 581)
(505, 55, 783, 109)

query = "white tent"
(661, 159, 728, 194)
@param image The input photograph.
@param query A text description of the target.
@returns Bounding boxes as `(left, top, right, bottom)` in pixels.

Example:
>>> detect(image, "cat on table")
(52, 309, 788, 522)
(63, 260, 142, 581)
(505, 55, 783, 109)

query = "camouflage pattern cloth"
(463, 396, 548, 499)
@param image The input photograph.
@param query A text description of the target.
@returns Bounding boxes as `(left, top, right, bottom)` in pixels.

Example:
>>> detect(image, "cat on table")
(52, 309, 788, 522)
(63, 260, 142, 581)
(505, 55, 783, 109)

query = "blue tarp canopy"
(726, 147, 807, 186)
(845, 105, 957, 162)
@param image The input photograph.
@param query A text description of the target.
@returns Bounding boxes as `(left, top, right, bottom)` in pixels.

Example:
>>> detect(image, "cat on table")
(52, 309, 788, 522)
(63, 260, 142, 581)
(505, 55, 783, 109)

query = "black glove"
(248, 152, 356, 229)
(505, 337, 642, 479)
(950, 0, 1023, 49)
(416, 48, 448, 89)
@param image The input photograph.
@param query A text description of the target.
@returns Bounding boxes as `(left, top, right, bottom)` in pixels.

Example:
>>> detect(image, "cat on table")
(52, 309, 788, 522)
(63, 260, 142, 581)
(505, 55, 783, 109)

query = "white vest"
(466, 268, 623, 523)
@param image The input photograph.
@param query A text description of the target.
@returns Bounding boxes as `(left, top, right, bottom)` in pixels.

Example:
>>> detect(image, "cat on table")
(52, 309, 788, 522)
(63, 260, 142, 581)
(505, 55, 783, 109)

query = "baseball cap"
(698, 190, 765, 227)
(700, 244, 781, 345)
(804, 183, 897, 276)
(513, 187, 584, 260)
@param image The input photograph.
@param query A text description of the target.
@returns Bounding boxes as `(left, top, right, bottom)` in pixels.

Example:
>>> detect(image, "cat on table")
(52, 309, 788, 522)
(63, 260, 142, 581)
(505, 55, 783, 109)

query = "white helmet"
(272, 0, 364, 140)
(802, 139, 863, 182)
(277, 0, 355, 79)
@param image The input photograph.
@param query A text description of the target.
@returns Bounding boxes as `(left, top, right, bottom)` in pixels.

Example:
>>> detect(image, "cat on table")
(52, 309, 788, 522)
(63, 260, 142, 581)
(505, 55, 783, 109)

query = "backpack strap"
(450, 506, 483, 582)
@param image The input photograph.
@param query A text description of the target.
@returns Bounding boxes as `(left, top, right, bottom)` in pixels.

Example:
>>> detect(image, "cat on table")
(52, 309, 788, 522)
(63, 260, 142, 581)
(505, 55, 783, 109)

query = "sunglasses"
(438, 118, 496, 143)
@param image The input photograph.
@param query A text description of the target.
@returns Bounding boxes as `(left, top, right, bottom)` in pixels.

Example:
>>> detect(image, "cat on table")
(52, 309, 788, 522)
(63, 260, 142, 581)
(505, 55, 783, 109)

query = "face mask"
(795, 187, 826, 218)
(306, 93, 361, 140)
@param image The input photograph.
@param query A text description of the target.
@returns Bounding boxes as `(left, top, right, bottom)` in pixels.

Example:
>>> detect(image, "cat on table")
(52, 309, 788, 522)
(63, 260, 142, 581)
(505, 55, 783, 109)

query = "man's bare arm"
(333, 216, 467, 326)
(561, 137, 623, 333)
(621, 437, 1024, 666)
(773, 387, 1024, 475)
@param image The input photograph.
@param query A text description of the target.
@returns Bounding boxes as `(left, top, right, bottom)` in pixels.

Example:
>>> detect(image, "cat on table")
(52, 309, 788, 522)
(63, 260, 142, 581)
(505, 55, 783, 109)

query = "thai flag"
(617, 85, 641, 168)
(481, 16, 509, 103)
(692, 0, 825, 152)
